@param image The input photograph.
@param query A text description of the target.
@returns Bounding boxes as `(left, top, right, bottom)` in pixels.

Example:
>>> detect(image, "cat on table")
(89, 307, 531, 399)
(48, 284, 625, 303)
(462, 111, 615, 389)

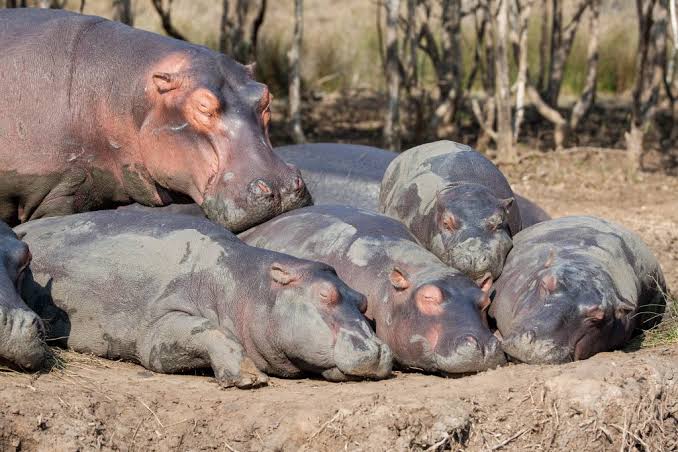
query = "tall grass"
(60, 0, 638, 97)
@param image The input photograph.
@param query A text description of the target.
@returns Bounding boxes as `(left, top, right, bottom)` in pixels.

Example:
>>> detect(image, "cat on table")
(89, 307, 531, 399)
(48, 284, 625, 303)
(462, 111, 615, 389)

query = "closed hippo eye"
(440, 212, 458, 232)
(318, 283, 340, 305)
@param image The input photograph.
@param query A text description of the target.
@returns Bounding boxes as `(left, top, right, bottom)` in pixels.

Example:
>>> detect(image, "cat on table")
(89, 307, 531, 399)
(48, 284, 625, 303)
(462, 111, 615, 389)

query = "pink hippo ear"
(584, 306, 606, 324)
(415, 284, 444, 316)
(538, 274, 558, 298)
(244, 62, 257, 78)
(152, 72, 183, 94)
(270, 263, 301, 286)
(439, 211, 458, 232)
(389, 267, 411, 291)
(186, 89, 221, 132)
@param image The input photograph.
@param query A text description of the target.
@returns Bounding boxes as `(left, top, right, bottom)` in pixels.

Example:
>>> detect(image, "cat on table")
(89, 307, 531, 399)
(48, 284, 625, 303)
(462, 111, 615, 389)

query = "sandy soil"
(2, 119, 678, 451)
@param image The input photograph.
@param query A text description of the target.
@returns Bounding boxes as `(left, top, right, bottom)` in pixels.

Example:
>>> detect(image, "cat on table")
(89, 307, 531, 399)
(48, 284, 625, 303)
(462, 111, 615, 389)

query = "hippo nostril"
(249, 179, 274, 197)
(294, 176, 305, 192)
(464, 335, 479, 347)
(357, 295, 368, 314)
(525, 331, 536, 343)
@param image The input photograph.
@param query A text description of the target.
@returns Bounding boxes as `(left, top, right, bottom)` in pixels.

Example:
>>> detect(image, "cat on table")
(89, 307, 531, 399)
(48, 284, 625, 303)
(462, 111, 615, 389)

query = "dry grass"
(642, 291, 678, 348)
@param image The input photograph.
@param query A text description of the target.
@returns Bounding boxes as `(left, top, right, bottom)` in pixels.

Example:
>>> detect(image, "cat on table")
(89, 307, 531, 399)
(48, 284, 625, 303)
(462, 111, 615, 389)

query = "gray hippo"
(0, 222, 48, 370)
(0, 9, 311, 232)
(276, 143, 549, 228)
(380, 141, 521, 285)
(490, 216, 667, 364)
(241, 205, 506, 374)
(16, 211, 392, 387)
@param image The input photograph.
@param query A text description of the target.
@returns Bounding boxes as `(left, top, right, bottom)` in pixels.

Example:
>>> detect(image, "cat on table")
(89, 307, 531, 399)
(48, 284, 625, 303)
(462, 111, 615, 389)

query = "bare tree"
(220, 0, 267, 63)
(537, 0, 550, 92)
(383, 0, 401, 150)
(627, 0, 668, 173)
(471, 2, 497, 151)
(512, 0, 535, 143)
(151, 0, 186, 41)
(288, 0, 305, 143)
(112, 0, 133, 26)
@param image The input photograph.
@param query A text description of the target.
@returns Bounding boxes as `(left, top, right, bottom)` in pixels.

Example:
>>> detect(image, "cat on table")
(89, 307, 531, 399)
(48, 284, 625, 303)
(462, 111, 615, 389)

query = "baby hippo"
(0, 221, 47, 370)
(241, 205, 506, 374)
(380, 140, 521, 285)
(491, 216, 667, 364)
(16, 211, 392, 387)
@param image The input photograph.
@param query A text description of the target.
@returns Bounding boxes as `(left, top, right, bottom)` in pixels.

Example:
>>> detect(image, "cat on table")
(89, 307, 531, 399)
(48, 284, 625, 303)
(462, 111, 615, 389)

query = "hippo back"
(275, 143, 396, 210)
(380, 141, 521, 235)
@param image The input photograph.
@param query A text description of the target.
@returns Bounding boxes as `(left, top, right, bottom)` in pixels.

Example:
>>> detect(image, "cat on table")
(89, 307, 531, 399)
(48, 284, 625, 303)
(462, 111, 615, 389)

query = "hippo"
(515, 194, 551, 228)
(490, 216, 667, 364)
(0, 9, 311, 232)
(0, 222, 48, 370)
(241, 205, 506, 374)
(379, 141, 521, 285)
(16, 211, 392, 387)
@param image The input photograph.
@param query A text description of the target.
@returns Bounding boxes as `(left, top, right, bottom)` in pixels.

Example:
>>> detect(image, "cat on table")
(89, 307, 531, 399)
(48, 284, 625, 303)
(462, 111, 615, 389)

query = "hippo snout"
(0, 307, 49, 370)
(434, 334, 506, 374)
(333, 328, 393, 380)
(500, 331, 570, 364)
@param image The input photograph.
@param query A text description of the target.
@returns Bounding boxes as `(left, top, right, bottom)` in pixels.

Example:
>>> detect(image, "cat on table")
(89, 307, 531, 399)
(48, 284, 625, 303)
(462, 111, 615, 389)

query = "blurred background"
(3, 1, 673, 172)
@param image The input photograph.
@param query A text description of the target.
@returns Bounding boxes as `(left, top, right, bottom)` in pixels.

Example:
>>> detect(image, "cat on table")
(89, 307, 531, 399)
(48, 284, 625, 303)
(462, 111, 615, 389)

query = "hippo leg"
(137, 312, 268, 389)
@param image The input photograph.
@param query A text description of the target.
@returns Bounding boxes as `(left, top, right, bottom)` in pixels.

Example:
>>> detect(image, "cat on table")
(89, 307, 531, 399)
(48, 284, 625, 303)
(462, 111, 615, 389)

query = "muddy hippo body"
(515, 194, 551, 228)
(379, 141, 520, 284)
(0, 222, 47, 370)
(241, 205, 506, 374)
(16, 211, 391, 386)
(275, 143, 396, 210)
(0, 9, 310, 232)
(490, 216, 667, 364)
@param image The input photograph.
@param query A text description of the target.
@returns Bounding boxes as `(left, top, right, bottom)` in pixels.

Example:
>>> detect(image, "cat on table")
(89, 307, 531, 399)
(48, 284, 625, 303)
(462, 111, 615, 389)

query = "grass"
(640, 291, 678, 348)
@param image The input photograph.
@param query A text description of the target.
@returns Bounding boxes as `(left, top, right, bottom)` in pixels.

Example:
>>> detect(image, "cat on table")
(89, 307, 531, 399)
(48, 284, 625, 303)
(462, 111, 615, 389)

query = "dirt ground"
(2, 99, 678, 451)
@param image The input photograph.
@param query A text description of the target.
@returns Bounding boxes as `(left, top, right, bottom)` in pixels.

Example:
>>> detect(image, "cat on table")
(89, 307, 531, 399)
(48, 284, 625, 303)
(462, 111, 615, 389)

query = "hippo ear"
(270, 263, 300, 286)
(389, 267, 411, 291)
(415, 285, 444, 316)
(439, 211, 458, 232)
(501, 197, 514, 211)
(152, 72, 183, 94)
(187, 89, 221, 132)
(244, 62, 257, 78)
(538, 274, 557, 298)
(584, 306, 606, 324)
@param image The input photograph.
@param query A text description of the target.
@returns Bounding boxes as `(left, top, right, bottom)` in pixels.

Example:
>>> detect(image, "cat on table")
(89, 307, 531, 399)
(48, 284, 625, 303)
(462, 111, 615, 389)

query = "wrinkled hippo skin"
(490, 216, 667, 364)
(241, 205, 506, 374)
(0, 222, 48, 370)
(275, 143, 396, 210)
(16, 211, 391, 387)
(0, 9, 310, 232)
(379, 141, 521, 284)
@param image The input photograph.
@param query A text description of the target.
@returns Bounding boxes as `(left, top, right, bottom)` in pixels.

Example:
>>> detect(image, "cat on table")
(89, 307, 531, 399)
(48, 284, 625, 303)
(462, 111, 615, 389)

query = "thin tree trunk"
(151, 0, 186, 41)
(288, 0, 306, 143)
(627, 0, 668, 174)
(112, 0, 133, 26)
(495, 0, 515, 161)
(475, 1, 496, 151)
(570, 0, 600, 131)
(537, 0, 550, 92)
(220, 0, 267, 62)
(514, 0, 535, 144)
(383, 0, 401, 151)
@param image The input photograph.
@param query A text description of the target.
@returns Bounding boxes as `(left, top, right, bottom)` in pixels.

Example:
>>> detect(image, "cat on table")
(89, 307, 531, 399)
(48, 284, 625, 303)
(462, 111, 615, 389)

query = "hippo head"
(376, 268, 505, 374)
(429, 184, 514, 285)
(250, 259, 392, 381)
(138, 54, 311, 232)
(0, 229, 47, 370)
(496, 256, 632, 364)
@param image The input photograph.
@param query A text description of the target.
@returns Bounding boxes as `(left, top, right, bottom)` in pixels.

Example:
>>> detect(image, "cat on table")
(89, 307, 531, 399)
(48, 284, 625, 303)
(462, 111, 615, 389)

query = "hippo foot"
(217, 357, 269, 390)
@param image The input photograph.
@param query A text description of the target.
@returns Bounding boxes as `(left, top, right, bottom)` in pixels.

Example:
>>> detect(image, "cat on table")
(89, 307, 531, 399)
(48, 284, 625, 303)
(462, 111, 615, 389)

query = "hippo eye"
(318, 283, 340, 305)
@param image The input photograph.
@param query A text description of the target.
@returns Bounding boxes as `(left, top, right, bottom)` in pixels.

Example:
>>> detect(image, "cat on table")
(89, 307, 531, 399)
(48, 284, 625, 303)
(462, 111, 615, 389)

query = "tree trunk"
(383, 0, 401, 151)
(570, 0, 601, 131)
(151, 0, 186, 41)
(427, 0, 462, 139)
(627, 0, 668, 174)
(220, 0, 267, 63)
(288, 0, 306, 144)
(514, 0, 535, 144)
(112, 0, 133, 26)
(494, 0, 515, 161)
(537, 0, 550, 92)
